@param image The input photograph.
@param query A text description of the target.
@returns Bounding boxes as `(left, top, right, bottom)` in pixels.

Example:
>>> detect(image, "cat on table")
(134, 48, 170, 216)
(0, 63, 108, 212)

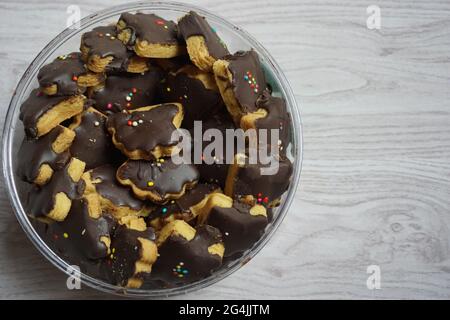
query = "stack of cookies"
(18, 11, 293, 289)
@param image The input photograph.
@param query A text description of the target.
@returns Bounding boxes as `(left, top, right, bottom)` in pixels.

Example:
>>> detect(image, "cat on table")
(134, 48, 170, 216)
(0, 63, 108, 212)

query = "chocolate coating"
(90, 71, 161, 113)
(255, 90, 291, 154)
(117, 158, 199, 199)
(47, 198, 111, 260)
(37, 52, 87, 96)
(162, 70, 224, 129)
(109, 225, 156, 286)
(149, 183, 218, 220)
(206, 201, 267, 257)
(106, 103, 181, 157)
(150, 225, 223, 286)
(70, 110, 114, 170)
(27, 161, 85, 218)
(227, 50, 268, 113)
(233, 156, 293, 204)
(19, 89, 68, 138)
(190, 112, 235, 188)
(89, 165, 145, 211)
(119, 13, 179, 45)
(17, 126, 71, 183)
(178, 11, 229, 59)
(81, 26, 130, 72)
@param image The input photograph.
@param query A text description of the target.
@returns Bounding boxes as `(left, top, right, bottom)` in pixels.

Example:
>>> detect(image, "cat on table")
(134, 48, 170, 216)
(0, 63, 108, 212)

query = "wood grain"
(0, 0, 449, 299)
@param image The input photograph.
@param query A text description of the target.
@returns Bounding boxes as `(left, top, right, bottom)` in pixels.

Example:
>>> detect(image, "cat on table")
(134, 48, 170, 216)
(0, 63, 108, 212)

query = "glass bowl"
(2, 1, 302, 298)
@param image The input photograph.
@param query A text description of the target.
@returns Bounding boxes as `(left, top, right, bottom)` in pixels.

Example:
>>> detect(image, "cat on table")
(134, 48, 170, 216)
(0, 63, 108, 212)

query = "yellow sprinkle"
(160, 158, 165, 163)
(63, 233, 69, 239)
(112, 248, 116, 253)
(166, 87, 171, 92)
(147, 181, 154, 187)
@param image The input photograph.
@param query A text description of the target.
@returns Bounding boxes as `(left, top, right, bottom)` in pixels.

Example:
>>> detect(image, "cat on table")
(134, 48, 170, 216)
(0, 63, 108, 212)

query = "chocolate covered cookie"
(27, 157, 86, 221)
(148, 183, 220, 230)
(162, 64, 224, 129)
(89, 71, 161, 113)
(240, 90, 291, 155)
(109, 216, 158, 288)
(116, 158, 199, 203)
(17, 125, 75, 186)
(80, 25, 149, 73)
(225, 153, 293, 207)
(69, 107, 116, 170)
(38, 52, 104, 96)
(106, 103, 183, 160)
(82, 164, 148, 218)
(117, 13, 185, 58)
(46, 195, 112, 260)
(150, 220, 223, 286)
(178, 11, 229, 72)
(201, 199, 268, 257)
(213, 50, 268, 124)
(19, 89, 85, 138)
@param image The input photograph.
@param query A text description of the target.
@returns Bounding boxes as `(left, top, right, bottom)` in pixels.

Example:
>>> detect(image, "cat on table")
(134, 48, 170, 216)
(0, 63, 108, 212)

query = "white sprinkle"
(225, 232, 229, 236)
(105, 33, 111, 37)
(126, 96, 131, 101)
(94, 121, 100, 127)
(132, 121, 138, 127)
(138, 119, 143, 124)
(81, 229, 86, 235)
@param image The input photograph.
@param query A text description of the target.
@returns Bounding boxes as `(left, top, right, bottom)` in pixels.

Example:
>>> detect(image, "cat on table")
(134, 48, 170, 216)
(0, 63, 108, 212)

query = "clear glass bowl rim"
(1, 1, 303, 298)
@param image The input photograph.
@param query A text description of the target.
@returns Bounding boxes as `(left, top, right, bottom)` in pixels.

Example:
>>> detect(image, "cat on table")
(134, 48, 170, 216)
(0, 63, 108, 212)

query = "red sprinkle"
(257, 193, 262, 197)
(72, 76, 78, 81)
(132, 88, 137, 93)
(263, 197, 269, 203)
(156, 19, 165, 25)
(126, 103, 131, 108)
(127, 120, 132, 126)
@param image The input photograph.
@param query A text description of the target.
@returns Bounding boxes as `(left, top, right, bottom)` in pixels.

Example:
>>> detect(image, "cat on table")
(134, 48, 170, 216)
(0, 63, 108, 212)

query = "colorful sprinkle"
(105, 33, 111, 37)
(166, 87, 171, 92)
(94, 121, 100, 127)
(147, 181, 154, 187)
(132, 121, 138, 127)
(132, 88, 137, 93)
(63, 233, 69, 239)
(138, 119, 143, 124)
(173, 262, 188, 277)
(244, 71, 259, 93)
(162, 207, 168, 213)
(126, 96, 131, 101)
(107, 103, 112, 109)
(126, 103, 131, 108)
(127, 120, 133, 126)
(156, 19, 165, 25)
(263, 197, 269, 203)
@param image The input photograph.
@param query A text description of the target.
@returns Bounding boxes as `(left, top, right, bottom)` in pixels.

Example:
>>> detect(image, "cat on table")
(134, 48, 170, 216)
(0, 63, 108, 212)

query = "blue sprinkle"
(162, 208, 168, 213)
(211, 27, 217, 33)
(183, 269, 188, 274)
(244, 75, 249, 81)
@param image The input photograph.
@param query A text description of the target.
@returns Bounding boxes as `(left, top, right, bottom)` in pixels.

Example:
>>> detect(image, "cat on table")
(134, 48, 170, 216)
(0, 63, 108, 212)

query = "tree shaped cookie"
(178, 11, 229, 72)
(240, 90, 291, 156)
(117, 12, 185, 58)
(89, 71, 161, 113)
(80, 25, 149, 73)
(161, 64, 224, 129)
(81, 164, 148, 218)
(116, 158, 199, 203)
(225, 153, 293, 207)
(27, 157, 86, 221)
(17, 125, 75, 186)
(108, 216, 158, 288)
(19, 89, 85, 138)
(148, 183, 220, 230)
(197, 196, 268, 257)
(37, 52, 104, 96)
(213, 50, 268, 124)
(46, 194, 112, 260)
(69, 107, 117, 170)
(106, 103, 184, 160)
(150, 220, 224, 287)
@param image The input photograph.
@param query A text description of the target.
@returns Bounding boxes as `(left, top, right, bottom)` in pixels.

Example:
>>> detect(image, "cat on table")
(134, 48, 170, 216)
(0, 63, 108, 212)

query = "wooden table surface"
(0, 0, 449, 299)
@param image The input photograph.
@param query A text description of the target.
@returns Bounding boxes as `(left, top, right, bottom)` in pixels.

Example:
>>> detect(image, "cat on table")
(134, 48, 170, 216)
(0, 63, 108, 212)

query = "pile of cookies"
(18, 11, 293, 289)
